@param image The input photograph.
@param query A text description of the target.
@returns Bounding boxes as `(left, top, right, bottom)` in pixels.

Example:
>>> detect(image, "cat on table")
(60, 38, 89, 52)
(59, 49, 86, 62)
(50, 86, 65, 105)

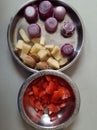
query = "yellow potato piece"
(30, 43, 44, 54)
(53, 51, 62, 61)
(32, 37, 40, 44)
(40, 36, 45, 45)
(51, 46, 60, 56)
(21, 44, 32, 54)
(15, 40, 25, 50)
(47, 57, 60, 69)
(45, 45, 55, 51)
(19, 28, 30, 43)
(59, 57, 68, 66)
(37, 49, 49, 61)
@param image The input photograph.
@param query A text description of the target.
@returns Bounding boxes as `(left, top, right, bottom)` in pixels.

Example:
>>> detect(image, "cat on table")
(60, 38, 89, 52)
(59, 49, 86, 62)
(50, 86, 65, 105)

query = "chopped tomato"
(42, 81, 49, 88)
(23, 75, 75, 122)
(51, 91, 60, 103)
(28, 91, 33, 96)
(46, 81, 55, 95)
(35, 100, 44, 110)
(42, 95, 50, 106)
(48, 104, 59, 115)
(32, 86, 39, 97)
(50, 113, 58, 121)
(29, 96, 36, 108)
(37, 110, 44, 118)
(39, 90, 46, 98)
(62, 87, 71, 99)
(45, 75, 52, 81)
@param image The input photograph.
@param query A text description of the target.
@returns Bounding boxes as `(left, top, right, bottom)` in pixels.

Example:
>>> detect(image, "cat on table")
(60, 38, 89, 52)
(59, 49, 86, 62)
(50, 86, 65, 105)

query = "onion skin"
(38, 0, 54, 21)
(24, 6, 38, 23)
(45, 17, 58, 33)
(54, 6, 66, 21)
(27, 24, 41, 38)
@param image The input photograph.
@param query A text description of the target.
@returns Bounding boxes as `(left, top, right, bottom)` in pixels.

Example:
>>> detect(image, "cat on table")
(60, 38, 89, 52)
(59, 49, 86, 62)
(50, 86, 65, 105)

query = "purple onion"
(61, 21, 75, 37)
(38, 0, 53, 20)
(54, 6, 66, 21)
(24, 6, 38, 23)
(61, 43, 74, 57)
(45, 17, 58, 33)
(27, 23, 41, 38)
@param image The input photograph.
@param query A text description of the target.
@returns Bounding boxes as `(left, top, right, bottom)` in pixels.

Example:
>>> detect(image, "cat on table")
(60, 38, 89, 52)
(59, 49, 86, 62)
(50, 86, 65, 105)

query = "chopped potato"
(32, 37, 40, 44)
(40, 36, 45, 45)
(30, 43, 44, 54)
(45, 44, 55, 51)
(29, 53, 40, 62)
(53, 50, 62, 61)
(20, 53, 36, 68)
(19, 28, 30, 43)
(51, 46, 60, 56)
(21, 43, 32, 54)
(15, 40, 25, 50)
(36, 61, 49, 70)
(59, 57, 68, 66)
(37, 49, 49, 61)
(47, 57, 60, 69)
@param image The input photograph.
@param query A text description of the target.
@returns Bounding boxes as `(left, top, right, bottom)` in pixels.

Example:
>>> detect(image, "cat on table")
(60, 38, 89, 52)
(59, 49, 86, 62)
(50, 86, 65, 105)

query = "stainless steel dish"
(18, 70, 80, 130)
(7, 0, 84, 73)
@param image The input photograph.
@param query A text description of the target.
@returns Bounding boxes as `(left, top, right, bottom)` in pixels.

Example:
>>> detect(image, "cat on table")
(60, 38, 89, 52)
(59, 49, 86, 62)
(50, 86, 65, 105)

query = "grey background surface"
(0, 0, 97, 130)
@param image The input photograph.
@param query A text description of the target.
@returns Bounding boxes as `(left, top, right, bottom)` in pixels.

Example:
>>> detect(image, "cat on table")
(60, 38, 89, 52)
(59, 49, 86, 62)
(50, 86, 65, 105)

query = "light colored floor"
(0, 0, 97, 130)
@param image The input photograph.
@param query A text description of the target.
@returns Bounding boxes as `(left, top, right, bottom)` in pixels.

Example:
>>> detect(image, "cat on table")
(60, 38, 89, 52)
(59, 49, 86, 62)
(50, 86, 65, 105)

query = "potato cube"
(15, 40, 25, 50)
(32, 37, 40, 44)
(36, 61, 49, 70)
(19, 28, 30, 43)
(21, 43, 31, 54)
(20, 53, 36, 68)
(45, 45, 55, 51)
(47, 57, 60, 69)
(51, 46, 60, 56)
(59, 57, 68, 66)
(53, 51, 62, 61)
(37, 49, 49, 61)
(30, 43, 44, 54)
(40, 36, 45, 45)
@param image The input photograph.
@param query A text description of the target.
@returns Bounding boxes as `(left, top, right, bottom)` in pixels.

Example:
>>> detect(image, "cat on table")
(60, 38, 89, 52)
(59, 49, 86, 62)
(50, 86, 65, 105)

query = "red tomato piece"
(45, 75, 52, 81)
(48, 104, 59, 115)
(62, 87, 71, 99)
(51, 91, 60, 103)
(57, 87, 65, 98)
(42, 95, 50, 106)
(33, 86, 39, 97)
(57, 99, 67, 108)
(37, 110, 44, 118)
(39, 90, 46, 98)
(35, 100, 44, 110)
(28, 91, 33, 96)
(42, 81, 49, 88)
(29, 96, 36, 108)
(46, 81, 55, 95)
(50, 113, 58, 121)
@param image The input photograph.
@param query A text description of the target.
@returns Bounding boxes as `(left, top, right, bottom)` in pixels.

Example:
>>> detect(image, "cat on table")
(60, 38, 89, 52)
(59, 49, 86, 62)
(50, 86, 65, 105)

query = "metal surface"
(7, 0, 84, 73)
(18, 70, 80, 130)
